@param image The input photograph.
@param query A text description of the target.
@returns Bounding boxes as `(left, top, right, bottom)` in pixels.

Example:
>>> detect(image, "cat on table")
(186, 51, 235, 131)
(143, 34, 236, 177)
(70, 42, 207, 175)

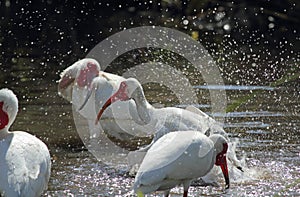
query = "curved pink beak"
(95, 81, 129, 124)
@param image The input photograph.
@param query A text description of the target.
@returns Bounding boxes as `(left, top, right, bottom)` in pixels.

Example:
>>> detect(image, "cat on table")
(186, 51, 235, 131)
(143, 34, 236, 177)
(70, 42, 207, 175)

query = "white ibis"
(58, 59, 213, 144)
(133, 131, 230, 196)
(58, 58, 122, 137)
(59, 59, 227, 142)
(60, 60, 243, 177)
(0, 88, 51, 197)
(96, 78, 226, 142)
(58, 58, 125, 106)
(95, 78, 243, 184)
(58, 59, 153, 147)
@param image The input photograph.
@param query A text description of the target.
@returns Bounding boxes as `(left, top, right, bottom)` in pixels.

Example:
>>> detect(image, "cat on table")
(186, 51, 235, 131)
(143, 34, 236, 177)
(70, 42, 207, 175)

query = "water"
(1, 1, 299, 195)
(6, 67, 299, 196)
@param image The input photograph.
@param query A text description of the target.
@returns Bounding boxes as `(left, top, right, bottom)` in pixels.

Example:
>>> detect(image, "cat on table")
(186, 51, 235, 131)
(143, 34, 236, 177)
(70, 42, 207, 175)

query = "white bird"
(58, 58, 153, 148)
(0, 88, 51, 197)
(95, 78, 243, 184)
(60, 60, 243, 177)
(133, 131, 230, 196)
(58, 59, 223, 146)
(96, 78, 227, 142)
(58, 58, 124, 105)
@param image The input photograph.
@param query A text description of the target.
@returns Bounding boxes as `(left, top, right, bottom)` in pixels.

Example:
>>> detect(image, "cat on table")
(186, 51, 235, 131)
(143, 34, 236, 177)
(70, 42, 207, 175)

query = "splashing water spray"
(71, 26, 256, 194)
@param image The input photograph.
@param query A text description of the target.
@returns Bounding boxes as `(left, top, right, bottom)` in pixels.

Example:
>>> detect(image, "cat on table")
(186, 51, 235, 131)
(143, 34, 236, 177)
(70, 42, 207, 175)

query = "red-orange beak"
(215, 143, 230, 189)
(95, 81, 129, 124)
(219, 155, 230, 189)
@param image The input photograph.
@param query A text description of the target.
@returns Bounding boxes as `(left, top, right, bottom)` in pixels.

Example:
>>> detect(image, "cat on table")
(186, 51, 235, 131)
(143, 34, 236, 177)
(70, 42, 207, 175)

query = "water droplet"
(183, 19, 189, 25)
(223, 24, 231, 31)
(268, 23, 275, 29)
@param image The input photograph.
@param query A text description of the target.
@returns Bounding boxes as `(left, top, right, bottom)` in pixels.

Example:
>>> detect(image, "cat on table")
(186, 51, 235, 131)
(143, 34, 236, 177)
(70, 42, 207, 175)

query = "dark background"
(0, 0, 299, 97)
(1, 2, 299, 195)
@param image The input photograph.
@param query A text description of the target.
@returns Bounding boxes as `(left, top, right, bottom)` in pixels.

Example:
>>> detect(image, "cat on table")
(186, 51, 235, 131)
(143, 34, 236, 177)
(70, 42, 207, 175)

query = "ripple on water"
(225, 121, 271, 128)
(193, 85, 276, 91)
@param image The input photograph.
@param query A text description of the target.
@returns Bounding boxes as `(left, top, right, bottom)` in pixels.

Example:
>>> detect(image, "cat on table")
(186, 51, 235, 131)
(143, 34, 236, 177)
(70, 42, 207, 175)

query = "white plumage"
(58, 58, 147, 141)
(95, 78, 227, 141)
(0, 88, 51, 197)
(133, 131, 229, 196)
(58, 58, 125, 114)
(58, 59, 227, 142)
(59, 59, 243, 186)
(95, 77, 244, 184)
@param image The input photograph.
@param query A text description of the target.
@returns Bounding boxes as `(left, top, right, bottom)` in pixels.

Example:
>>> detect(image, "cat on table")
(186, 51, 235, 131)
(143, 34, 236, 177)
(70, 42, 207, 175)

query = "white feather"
(0, 89, 51, 197)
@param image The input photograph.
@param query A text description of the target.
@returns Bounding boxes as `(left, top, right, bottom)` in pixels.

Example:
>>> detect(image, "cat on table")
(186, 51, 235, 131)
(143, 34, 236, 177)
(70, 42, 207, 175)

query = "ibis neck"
(132, 88, 151, 124)
(0, 127, 9, 139)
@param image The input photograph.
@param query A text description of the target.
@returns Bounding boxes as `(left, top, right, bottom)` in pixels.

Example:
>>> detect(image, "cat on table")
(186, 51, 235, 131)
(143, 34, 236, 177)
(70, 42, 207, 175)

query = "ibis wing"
(136, 131, 213, 186)
(0, 132, 51, 197)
